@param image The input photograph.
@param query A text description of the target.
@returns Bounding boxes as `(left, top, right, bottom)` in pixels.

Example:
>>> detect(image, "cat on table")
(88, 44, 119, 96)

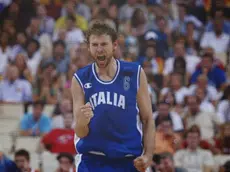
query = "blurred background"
(0, 0, 229, 171)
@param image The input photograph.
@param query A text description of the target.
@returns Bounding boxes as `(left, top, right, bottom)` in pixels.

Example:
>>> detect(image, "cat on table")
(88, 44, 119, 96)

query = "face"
(174, 43, 185, 57)
(187, 96, 199, 112)
(89, 34, 117, 68)
(187, 132, 200, 149)
(15, 156, 30, 170)
(15, 54, 26, 68)
(64, 113, 73, 128)
(160, 121, 172, 134)
(27, 42, 38, 55)
(224, 125, 230, 136)
(146, 47, 156, 58)
(59, 157, 73, 171)
(37, 5, 47, 17)
(60, 99, 72, 113)
(201, 56, 213, 69)
(170, 75, 181, 89)
(33, 105, 43, 119)
(161, 157, 173, 170)
(158, 104, 170, 117)
(0, 32, 9, 45)
(54, 44, 65, 60)
(7, 66, 19, 81)
(195, 88, 205, 101)
(17, 32, 27, 45)
(165, 93, 174, 105)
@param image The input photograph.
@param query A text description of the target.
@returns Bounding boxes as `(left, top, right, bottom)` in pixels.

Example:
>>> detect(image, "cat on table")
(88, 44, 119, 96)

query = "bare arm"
(71, 77, 89, 138)
(137, 68, 155, 158)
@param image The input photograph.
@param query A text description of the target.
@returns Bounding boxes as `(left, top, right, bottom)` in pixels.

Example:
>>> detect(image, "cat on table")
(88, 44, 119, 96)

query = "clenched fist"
(78, 102, 94, 126)
(134, 155, 152, 172)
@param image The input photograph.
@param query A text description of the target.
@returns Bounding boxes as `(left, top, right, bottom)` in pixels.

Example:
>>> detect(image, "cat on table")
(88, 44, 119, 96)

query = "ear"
(113, 40, 118, 51)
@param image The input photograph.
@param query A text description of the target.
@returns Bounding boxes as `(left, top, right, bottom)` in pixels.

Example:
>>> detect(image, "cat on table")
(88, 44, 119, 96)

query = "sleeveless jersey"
(74, 59, 143, 158)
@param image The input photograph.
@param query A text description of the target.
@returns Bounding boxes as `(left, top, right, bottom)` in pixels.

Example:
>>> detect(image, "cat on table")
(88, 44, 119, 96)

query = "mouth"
(97, 55, 106, 61)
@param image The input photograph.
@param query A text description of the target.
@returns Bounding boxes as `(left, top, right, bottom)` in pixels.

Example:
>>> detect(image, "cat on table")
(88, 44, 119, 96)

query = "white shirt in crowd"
(174, 148, 214, 172)
(163, 55, 201, 76)
(200, 32, 230, 54)
(161, 87, 190, 104)
(217, 100, 230, 123)
(153, 111, 184, 132)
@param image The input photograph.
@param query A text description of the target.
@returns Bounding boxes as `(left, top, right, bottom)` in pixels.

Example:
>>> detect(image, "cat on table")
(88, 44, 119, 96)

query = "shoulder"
(74, 63, 92, 77)
(119, 60, 141, 74)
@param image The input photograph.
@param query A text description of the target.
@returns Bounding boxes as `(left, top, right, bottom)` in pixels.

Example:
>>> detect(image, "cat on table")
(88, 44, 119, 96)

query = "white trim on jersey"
(137, 65, 141, 90)
(74, 73, 85, 93)
(92, 59, 120, 85)
(75, 154, 82, 172)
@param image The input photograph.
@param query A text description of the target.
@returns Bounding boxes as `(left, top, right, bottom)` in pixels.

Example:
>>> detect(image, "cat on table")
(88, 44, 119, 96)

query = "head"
(37, 4, 47, 17)
(145, 45, 156, 59)
(186, 21, 195, 34)
(32, 101, 44, 119)
(158, 102, 170, 117)
(131, 8, 146, 27)
(66, 15, 76, 30)
(159, 118, 173, 135)
(159, 152, 175, 170)
(64, 113, 73, 128)
(195, 87, 206, 102)
(201, 53, 214, 70)
(222, 85, 230, 100)
(170, 73, 182, 90)
(6, 65, 19, 81)
(156, 16, 166, 32)
(186, 125, 201, 150)
(186, 95, 200, 114)
(196, 74, 208, 89)
(57, 153, 74, 171)
(29, 18, 40, 34)
(173, 57, 186, 74)
(0, 32, 9, 46)
(60, 99, 72, 114)
(14, 149, 30, 171)
(53, 40, 66, 60)
(127, 0, 137, 5)
(213, 15, 223, 35)
(65, 0, 75, 15)
(86, 22, 118, 68)
(15, 53, 27, 70)
(26, 39, 40, 56)
(163, 92, 176, 107)
(16, 32, 27, 45)
(174, 42, 185, 57)
(178, 4, 187, 19)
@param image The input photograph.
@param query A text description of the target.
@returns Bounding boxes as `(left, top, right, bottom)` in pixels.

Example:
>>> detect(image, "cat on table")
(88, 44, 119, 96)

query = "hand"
(78, 102, 94, 126)
(134, 155, 152, 172)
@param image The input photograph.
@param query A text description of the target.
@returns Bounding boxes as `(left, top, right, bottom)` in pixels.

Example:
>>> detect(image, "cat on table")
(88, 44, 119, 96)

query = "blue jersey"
(74, 59, 143, 158)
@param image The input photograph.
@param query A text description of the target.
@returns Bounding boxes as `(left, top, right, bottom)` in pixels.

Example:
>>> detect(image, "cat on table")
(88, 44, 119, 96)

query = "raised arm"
(71, 77, 93, 138)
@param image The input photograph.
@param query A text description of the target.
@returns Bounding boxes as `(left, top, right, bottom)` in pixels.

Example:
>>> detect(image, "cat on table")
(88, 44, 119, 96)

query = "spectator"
(14, 149, 39, 172)
(174, 125, 215, 172)
(40, 113, 75, 154)
(190, 52, 227, 90)
(153, 101, 184, 132)
(0, 144, 17, 172)
(20, 101, 51, 137)
(217, 85, 230, 123)
(55, 153, 75, 172)
(154, 118, 182, 154)
(184, 95, 221, 140)
(158, 152, 187, 172)
(0, 64, 32, 103)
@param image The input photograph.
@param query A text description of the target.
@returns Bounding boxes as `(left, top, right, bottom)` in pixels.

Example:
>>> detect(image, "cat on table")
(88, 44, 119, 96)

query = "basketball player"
(71, 22, 155, 172)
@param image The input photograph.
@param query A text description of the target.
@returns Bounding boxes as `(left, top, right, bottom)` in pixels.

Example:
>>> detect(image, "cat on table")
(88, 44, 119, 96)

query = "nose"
(96, 46, 103, 53)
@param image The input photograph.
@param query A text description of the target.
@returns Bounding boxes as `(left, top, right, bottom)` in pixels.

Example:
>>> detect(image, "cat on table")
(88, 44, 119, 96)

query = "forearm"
(20, 130, 31, 136)
(203, 166, 213, 172)
(74, 110, 90, 138)
(142, 117, 155, 157)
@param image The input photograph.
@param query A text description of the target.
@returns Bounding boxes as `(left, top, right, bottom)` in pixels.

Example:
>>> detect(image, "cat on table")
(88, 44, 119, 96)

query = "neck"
(95, 57, 117, 77)
(189, 146, 197, 151)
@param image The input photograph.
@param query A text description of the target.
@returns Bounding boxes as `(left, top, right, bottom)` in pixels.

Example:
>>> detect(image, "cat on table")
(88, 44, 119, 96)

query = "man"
(71, 22, 155, 172)
(14, 149, 39, 172)
(174, 125, 214, 172)
(40, 113, 75, 154)
(20, 101, 51, 137)
(0, 144, 17, 172)
(55, 153, 75, 172)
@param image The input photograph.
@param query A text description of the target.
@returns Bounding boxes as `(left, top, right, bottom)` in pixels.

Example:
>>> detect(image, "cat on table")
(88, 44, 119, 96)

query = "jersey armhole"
(137, 65, 141, 91)
(74, 73, 85, 94)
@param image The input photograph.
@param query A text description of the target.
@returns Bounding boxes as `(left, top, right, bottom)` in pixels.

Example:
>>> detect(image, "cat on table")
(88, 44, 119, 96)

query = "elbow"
(75, 131, 88, 138)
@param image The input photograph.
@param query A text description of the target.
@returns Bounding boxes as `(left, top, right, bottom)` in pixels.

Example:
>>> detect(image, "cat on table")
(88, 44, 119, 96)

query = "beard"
(92, 53, 113, 68)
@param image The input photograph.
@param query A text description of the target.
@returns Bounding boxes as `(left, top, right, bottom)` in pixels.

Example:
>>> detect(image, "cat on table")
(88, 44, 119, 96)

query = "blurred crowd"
(0, 0, 230, 171)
